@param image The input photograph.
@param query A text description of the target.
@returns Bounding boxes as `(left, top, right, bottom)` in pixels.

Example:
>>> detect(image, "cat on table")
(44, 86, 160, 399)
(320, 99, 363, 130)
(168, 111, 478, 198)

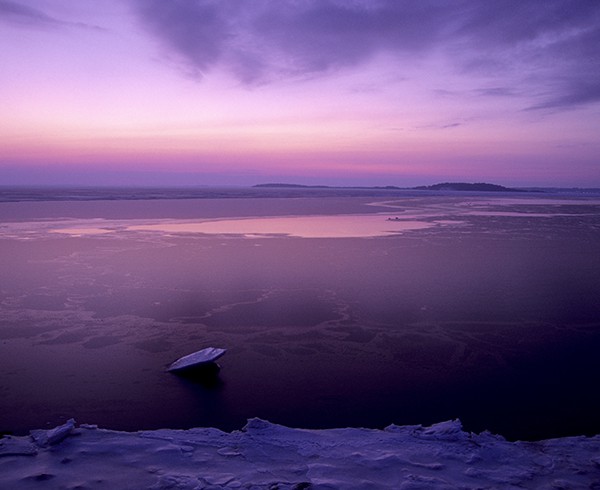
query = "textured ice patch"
(2, 419, 600, 489)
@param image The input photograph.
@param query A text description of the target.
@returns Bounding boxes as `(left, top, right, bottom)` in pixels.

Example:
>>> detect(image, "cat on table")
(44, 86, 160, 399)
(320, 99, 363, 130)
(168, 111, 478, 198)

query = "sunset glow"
(1, 0, 599, 187)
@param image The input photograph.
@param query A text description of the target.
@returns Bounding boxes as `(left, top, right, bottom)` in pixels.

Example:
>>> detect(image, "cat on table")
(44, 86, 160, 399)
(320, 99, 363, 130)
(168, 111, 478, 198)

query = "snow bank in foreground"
(1, 419, 600, 489)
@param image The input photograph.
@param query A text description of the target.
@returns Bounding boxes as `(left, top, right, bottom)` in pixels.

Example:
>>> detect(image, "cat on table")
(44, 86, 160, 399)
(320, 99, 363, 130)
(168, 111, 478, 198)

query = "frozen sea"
(1, 186, 600, 441)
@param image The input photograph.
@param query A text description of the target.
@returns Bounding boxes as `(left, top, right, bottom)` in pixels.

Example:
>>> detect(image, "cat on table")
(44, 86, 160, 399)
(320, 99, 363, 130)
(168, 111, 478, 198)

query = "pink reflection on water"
(128, 214, 434, 238)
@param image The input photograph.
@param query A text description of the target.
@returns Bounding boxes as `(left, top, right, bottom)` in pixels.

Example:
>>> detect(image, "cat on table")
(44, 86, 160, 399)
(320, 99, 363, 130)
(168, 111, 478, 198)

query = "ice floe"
(167, 347, 227, 373)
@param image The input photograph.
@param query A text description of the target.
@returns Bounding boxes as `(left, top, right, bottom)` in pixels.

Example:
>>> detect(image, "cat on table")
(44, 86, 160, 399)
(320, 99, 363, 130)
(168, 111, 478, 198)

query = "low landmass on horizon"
(413, 182, 520, 192)
(254, 182, 522, 192)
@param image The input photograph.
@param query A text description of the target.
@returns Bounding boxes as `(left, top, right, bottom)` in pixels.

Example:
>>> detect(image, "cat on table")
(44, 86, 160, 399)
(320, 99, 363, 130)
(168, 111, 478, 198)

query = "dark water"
(1, 188, 600, 441)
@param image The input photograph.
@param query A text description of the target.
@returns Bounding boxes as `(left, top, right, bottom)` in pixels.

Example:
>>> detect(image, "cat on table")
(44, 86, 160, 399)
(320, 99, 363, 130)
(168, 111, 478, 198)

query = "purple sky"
(1, 0, 599, 187)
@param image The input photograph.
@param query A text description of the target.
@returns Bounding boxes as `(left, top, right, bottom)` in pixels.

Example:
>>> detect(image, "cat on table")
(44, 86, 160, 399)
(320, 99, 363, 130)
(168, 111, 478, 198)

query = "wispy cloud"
(474, 88, 517, 98)
(132, 0, 600, 111)
(524, 26, 600, 110)
(414, 121, 465, 131)
(0, 0, 104, 31)
(0, 0, 64, 27)
(440, 122, 462, 129)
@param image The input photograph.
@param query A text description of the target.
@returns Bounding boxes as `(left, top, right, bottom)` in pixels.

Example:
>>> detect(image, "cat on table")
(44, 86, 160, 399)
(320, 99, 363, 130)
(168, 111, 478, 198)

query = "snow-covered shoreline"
(2, 419, 600, 489)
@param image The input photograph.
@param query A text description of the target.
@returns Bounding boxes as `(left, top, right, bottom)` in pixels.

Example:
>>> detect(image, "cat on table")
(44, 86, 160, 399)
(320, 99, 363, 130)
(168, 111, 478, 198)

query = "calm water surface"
(1, 188, 600, 440)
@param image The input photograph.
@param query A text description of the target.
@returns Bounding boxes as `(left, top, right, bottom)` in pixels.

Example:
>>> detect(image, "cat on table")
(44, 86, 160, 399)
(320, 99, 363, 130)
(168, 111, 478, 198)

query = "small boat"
(167, 347, 227, 373)
(386, 217, 402, 221)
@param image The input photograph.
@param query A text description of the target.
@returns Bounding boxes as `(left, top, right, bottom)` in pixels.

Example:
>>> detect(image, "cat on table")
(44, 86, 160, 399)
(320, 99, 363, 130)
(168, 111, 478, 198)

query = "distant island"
(253, 182, 522, 192)
(253, 183, 402, 190)
(413, 182, 520, 192)
(253, 183, 331, 189)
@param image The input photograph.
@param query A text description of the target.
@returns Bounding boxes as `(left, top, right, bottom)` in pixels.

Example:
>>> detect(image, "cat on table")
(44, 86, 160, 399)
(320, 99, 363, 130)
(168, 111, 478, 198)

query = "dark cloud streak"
(131, 0, 600, 111)
(252, 1, 457, 75)
(0, 0, 105, 31)
(134, 0, 230, 78)
(0, 0, 64, 27)
(131, 0, 460, 82)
